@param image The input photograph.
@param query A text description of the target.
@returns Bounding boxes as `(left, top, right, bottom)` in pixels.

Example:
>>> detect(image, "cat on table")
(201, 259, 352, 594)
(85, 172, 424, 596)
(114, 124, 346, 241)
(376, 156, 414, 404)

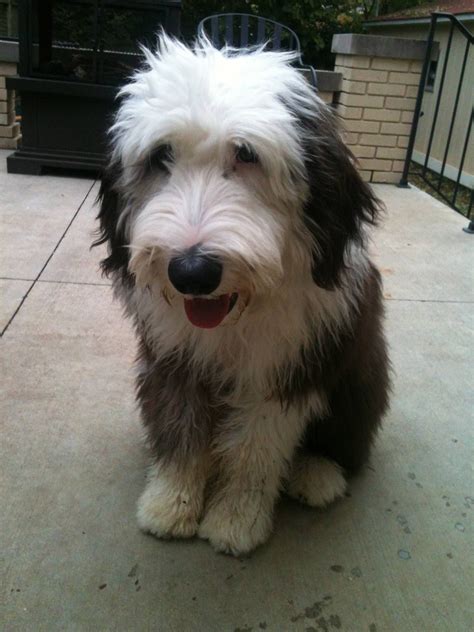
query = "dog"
(93, 35, 390, 556)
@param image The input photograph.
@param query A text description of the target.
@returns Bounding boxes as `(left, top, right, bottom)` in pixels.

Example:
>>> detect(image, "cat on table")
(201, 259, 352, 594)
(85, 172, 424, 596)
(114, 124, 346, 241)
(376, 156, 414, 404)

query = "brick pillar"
(0, 62, 21, 150)
(331, 34, 432, 184)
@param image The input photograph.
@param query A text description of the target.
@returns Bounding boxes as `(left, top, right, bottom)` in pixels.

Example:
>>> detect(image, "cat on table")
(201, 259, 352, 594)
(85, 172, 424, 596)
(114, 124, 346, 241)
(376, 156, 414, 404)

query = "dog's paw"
(137, 477, 200, 539)
(286, 456, 347, 508)
(198, 496, 273, 556)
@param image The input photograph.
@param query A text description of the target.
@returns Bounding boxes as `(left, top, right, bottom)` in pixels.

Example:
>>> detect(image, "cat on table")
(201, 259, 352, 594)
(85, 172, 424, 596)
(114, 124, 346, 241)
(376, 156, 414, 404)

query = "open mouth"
(184, 293, 238, 329)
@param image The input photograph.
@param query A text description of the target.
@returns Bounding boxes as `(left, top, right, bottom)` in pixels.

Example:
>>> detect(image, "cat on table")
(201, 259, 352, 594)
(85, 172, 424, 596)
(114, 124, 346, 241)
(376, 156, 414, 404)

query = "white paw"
(198, 495, 273, 556)
(137, 473, 201, 539)
(286, 456, 347, 508)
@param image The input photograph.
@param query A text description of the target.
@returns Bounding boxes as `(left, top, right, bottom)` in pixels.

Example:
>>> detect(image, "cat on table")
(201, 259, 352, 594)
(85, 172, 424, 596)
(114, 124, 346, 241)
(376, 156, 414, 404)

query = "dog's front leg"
(135, 345, 214, 540)
(137, 454, 209, 539)
(198, 399, 305, 556)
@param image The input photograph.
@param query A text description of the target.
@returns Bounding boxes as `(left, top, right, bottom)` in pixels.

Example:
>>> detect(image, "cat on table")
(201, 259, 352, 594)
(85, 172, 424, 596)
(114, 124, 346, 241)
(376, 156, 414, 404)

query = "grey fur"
(135, 339, 230, 463)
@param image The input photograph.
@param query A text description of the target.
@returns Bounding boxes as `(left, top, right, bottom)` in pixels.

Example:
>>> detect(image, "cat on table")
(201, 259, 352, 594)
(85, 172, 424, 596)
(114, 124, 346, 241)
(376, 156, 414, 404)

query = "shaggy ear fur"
(92, 160, 132, 284)
(296, 104, 382, 289)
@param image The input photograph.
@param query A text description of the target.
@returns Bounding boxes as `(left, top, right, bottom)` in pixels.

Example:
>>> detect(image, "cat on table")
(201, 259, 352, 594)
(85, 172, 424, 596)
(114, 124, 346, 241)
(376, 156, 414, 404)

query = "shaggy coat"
(94, 36, 390, 555)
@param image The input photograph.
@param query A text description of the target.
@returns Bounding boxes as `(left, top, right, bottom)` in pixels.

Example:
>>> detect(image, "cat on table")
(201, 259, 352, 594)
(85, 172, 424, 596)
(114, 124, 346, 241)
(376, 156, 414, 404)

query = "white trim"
(366, 13, 474, 27)
(412, 150, 474, 188)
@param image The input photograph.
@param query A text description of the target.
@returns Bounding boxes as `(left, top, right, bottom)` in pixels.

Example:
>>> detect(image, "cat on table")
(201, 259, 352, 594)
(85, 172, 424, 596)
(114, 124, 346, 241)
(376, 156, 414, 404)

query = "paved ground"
(1, 149, 473, 632)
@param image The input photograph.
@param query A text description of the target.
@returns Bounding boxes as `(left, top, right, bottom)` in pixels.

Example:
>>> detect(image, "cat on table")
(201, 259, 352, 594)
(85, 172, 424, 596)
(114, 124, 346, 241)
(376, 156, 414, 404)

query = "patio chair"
(197, 13, 318, 89)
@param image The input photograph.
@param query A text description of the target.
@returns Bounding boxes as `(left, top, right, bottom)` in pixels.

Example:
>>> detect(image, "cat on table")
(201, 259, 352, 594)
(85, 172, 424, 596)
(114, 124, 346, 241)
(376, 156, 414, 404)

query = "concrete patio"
(1, 148, 472, 631)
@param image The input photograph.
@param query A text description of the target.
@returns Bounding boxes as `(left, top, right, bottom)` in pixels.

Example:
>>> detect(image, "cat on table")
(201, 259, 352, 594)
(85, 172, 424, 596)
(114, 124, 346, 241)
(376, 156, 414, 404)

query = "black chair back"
(197, 13, 318, 89)
(198, 13, 301, 53)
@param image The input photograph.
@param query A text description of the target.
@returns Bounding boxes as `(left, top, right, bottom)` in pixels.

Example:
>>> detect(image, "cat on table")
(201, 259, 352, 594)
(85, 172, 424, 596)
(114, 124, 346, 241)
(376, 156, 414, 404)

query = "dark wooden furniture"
(7, 0, 181, 175)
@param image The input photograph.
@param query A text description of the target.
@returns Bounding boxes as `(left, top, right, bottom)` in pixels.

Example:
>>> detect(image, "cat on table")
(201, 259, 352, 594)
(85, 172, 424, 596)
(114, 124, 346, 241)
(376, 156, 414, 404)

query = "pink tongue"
(184, 295, 231, 329)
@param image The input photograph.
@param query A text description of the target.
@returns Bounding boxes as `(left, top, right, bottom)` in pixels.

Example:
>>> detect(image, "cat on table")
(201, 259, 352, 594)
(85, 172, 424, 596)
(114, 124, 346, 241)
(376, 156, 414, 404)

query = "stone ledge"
(332, 33, 438, 61)
(0, 40, 19, 64)
(316, 70, 342, 92)
(301, 68, 342, 93)
(0, 110, 15, 125)
(0, 122, 20, 138)
(371, 171, 401, 184)
(0, 133, 21, 149)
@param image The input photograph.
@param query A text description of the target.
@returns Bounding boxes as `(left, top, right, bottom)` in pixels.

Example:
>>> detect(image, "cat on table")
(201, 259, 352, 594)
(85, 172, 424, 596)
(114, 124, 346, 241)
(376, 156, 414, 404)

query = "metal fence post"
(462, 221, 474, 234)
(399, 13, 438, 188)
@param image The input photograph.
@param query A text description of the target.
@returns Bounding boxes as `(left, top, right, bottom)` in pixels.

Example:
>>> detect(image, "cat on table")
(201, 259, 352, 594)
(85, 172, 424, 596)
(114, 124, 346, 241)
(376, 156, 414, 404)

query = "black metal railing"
(400, 12, 473, 226)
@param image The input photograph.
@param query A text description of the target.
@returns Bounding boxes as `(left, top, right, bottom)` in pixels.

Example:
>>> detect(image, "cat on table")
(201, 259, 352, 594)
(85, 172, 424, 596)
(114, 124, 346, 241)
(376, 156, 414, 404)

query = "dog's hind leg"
(285, 374, 385, 509)
(287, 263, 391, 507)
(288, 336, 390, 508)
(302, 325, 390, 475)
(285, 454, 347, 508)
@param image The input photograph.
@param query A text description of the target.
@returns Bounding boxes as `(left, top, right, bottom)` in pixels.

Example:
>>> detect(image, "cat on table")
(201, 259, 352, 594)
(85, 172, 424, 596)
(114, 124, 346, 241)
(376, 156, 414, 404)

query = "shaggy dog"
(94, 35, 390, 556)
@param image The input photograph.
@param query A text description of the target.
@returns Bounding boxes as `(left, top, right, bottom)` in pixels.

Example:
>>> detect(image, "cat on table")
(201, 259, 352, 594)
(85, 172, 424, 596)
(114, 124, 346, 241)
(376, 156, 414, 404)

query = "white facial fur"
(109, 37, 330, 301)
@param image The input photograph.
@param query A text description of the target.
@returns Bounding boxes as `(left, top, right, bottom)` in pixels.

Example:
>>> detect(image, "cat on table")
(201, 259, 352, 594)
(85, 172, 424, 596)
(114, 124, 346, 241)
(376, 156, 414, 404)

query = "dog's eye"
(147, 144, 173, 173)
(235, 144, 258, 164)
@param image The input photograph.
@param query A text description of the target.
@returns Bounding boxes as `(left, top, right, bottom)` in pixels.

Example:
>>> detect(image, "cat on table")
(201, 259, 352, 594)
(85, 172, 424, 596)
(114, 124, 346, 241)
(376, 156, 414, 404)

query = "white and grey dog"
(94, 35, 390, 556)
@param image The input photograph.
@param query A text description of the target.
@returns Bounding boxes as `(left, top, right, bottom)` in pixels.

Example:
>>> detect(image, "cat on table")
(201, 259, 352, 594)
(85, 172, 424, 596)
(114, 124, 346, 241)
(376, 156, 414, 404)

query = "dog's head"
(95, 36, 381, 329)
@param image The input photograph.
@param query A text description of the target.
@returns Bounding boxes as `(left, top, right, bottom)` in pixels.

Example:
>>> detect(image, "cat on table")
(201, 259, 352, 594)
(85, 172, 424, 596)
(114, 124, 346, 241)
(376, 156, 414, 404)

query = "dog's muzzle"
(167, 247, 237, 329)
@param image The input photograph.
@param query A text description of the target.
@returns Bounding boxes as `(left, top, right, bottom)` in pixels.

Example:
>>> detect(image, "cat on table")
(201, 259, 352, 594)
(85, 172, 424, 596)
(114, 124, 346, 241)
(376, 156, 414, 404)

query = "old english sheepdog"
(94, 35, 390, 556)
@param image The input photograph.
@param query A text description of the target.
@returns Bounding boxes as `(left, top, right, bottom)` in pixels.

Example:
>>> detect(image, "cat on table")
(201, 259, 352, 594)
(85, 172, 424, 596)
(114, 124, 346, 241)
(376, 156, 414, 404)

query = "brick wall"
(331, 34, 431, 185)
(0, 60, 21, 150)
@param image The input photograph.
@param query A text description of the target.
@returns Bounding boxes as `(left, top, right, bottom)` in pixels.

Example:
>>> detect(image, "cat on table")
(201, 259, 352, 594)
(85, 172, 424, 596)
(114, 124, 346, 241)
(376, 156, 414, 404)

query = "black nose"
(168, 248, 222, 295)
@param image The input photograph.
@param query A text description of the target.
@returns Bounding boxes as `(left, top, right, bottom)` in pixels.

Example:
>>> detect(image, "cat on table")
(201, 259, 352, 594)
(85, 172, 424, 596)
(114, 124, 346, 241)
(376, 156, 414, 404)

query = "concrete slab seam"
(0, 179, 98, 337)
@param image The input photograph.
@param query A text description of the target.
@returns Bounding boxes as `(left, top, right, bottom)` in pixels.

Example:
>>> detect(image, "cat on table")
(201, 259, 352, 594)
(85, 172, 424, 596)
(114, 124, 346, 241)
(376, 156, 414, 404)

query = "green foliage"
(358, 0, 429, 18)
(377, 0, 429, 16)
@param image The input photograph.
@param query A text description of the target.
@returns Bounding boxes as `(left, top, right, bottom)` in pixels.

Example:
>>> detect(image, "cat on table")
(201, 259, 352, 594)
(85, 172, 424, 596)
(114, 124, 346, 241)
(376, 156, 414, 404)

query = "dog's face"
(95, 37, 380, 329)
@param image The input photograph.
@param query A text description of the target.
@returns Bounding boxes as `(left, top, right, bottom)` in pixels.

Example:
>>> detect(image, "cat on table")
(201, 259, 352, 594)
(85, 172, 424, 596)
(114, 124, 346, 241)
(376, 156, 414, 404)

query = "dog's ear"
(92, 158, 132, 284)
(294, 102, 382, 289)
